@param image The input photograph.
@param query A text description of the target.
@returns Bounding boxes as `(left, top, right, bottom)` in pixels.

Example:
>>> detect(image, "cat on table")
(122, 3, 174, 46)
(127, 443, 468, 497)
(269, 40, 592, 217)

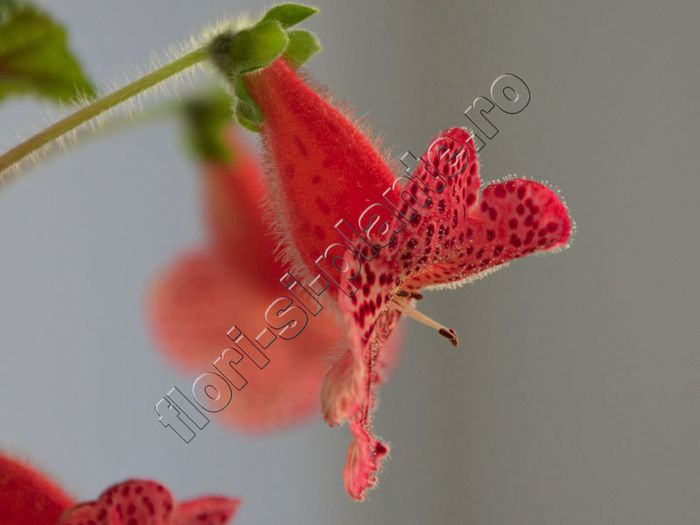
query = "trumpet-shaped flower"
(240, 57, 572, 499)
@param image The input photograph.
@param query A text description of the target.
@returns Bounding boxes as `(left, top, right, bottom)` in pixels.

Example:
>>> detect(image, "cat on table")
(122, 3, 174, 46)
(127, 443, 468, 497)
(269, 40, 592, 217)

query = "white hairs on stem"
(0, 13, 255, 188)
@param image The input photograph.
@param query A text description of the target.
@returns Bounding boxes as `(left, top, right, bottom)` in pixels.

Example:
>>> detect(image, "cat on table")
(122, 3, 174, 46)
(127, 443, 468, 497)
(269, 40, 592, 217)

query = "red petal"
(0, 453, 74, 525)
(390, 127, 571, 289)
(344, 420, 390, 501)
(57, 480, 175, 525)
(398, 126, 481, 233)
(149, 249, 346, 432)
(402, 178, 571, 289)
(321, 325, 402, 427)
(319, 256, 403, 500)
(172, 497, 240, 525)
(321, 349, 361, 426)
(57, 504, 122, 525)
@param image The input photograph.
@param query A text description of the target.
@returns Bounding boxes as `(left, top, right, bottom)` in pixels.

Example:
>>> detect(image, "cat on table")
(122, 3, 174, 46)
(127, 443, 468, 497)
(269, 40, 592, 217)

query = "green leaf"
(284, 29, 321, 68)
(0, 0, 96, 103)
(260, 3, 318, 29)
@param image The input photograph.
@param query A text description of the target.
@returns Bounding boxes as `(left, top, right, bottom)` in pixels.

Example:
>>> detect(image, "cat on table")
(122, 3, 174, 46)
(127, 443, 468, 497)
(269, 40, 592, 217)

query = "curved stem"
(0, 47, 209, 186)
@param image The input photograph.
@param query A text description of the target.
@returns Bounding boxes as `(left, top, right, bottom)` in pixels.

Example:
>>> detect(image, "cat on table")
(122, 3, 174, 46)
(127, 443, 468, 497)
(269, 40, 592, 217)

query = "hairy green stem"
(0, 47, 208, 187)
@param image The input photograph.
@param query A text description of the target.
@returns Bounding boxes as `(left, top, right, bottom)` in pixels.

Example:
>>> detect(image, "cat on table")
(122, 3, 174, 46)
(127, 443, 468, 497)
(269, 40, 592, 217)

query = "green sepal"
(184, 88, 235, 163)
(260, 3, 318, 29)
(0, 0, 96, 103)
(284, 29, 321, 68)
(225, 20, 289, 74)
(234, 101, 262, 133)
(233, 76, 262, 132)
(207, 3, 320, 132)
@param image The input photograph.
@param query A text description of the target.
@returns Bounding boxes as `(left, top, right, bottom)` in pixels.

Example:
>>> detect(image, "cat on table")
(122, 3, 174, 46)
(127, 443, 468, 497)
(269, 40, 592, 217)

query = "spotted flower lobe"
(394, 127, 571, 291)
(171, 498, 240, 525)
(56, 479, 239, 525)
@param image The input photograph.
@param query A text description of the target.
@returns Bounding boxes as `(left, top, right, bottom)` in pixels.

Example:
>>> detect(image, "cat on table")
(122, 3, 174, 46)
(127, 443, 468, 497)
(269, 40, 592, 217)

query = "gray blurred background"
(1, 1, 699, 524)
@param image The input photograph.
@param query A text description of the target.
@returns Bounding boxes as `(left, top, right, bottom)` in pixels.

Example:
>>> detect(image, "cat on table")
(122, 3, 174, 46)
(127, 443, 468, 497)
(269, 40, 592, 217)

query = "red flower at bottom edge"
(0, 452, 239, 525)
(0, 452, 73, 525)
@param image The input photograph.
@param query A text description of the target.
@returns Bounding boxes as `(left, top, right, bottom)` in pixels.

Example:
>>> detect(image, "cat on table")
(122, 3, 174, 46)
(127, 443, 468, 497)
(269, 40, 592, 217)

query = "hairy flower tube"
(0, 451, 239, 524)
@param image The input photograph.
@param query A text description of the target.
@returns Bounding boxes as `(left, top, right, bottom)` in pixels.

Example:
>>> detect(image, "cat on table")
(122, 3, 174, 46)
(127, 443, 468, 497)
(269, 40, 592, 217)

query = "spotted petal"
(57, 504, 123, 525)
(396, 128, 571, 290)
(56, 480, 174, 525)
(172, 496, 240, 525)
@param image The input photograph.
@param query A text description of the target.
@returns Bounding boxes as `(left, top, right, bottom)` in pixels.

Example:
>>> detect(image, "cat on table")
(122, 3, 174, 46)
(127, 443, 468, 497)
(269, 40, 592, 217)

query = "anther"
(395, 290, 423, 300)
(390, 296, 459, 347)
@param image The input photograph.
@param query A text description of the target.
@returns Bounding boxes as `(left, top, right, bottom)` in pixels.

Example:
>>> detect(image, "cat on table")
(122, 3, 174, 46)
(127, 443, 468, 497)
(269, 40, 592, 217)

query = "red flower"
(0, 452, 239, 525)
(148, 128, 352, 431)
(242, 58, 572, 499)
(57, 480, 237, 525)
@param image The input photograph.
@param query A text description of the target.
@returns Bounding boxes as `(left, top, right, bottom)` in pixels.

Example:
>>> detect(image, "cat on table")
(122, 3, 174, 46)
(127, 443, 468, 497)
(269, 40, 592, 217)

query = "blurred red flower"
(148, 128, 356, 431)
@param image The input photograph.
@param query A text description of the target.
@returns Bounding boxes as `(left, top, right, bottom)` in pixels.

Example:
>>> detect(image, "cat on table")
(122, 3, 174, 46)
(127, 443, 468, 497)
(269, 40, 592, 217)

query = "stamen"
(390, 296, 459, 347)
